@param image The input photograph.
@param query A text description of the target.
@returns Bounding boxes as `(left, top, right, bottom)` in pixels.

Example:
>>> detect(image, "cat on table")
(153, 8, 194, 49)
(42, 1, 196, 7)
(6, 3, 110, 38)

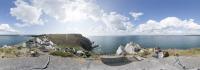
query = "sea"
(0, 35, 33, 47)
(88, 35, 200, 54)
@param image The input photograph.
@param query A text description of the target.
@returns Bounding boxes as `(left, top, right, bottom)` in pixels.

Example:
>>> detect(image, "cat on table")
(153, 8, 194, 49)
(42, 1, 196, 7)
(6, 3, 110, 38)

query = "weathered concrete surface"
(0, 55, 200, 70)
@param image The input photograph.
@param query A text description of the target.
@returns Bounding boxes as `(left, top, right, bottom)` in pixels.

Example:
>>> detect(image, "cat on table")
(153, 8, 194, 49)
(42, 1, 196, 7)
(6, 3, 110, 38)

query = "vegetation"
(47, 34, 83, 46)
(50, 51, 73, 57)
(57, 45, 82, 50)
(166, 48, 200, 56)
(137, 49, 152, 57)
(0, 47, 29, 58)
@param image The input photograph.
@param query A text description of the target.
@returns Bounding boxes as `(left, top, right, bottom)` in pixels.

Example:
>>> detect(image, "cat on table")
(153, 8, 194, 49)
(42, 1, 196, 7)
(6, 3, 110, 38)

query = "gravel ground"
(0, 55, 200, 70)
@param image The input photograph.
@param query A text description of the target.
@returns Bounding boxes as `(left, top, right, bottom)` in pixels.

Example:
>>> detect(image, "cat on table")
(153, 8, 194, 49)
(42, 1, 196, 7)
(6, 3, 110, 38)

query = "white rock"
(124, 42, 141, 54)
(49, 41, 54, 46)
(30, 51, 35, 54)
(116, 45, 125, 55)
(77, 50, 84, 54)
(2, 45, 11, 48)
(22, 43, 26, 47)
(46, 45, 54, 49)
(36, 38, 42, 44)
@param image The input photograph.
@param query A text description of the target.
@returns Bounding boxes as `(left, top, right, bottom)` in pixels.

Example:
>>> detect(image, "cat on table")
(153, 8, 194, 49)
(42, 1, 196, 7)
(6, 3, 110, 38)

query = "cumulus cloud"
(10, 0, 134, 35)
(129, 12, 143, 20)
(134, 17, 200, 35)
(0, 24, 17, 32)
(102, 12, 134, 31)
(32, 0, 102, 22)
(10, 0, 43, 25)
(10, 0, 200, 35)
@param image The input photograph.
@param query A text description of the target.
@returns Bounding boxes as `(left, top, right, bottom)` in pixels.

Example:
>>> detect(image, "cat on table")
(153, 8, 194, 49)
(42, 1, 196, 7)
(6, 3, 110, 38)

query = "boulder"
(76, 50, 85, 57)
(36, 37, 42, 44)
(116, 45, 125, 55)
(124, 42, 141, 54)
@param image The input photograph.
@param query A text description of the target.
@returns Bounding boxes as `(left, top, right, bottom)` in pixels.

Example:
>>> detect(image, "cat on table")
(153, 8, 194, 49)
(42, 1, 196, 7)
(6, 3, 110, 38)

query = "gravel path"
(0, 55, 200, 70)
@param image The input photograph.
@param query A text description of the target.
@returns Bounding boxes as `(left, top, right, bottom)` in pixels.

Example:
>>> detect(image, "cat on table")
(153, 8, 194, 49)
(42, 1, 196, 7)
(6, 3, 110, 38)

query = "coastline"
(1, 34, 200, 70)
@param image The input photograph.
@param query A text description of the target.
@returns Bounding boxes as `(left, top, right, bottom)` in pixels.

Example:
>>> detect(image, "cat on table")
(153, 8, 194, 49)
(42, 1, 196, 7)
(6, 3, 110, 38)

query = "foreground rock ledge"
(0, 55, 200, 70)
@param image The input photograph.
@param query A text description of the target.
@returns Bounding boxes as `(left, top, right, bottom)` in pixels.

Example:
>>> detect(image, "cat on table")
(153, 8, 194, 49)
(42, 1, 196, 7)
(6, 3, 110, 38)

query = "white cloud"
(102, 12, 134, 31)
(0, 24, 17, 32)
(10, 0, 43, 25)
(32, 0, 134, 32)
(32, 0, 103, 23)
(11, 0, 200, 35)
(10, 0, 134, 35)
(134, 17, 200, 35)
(129, 12, 143, 20)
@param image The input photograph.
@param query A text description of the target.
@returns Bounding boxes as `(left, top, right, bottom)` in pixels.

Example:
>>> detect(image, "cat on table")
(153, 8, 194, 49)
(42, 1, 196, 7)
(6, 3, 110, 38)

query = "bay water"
(88, 35, 200, 54)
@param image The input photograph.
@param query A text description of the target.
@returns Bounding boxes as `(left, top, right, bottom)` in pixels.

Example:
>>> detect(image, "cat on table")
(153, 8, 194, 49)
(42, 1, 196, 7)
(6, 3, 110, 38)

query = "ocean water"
(88, 35, 200, 54)
(0, 36, 33, 46)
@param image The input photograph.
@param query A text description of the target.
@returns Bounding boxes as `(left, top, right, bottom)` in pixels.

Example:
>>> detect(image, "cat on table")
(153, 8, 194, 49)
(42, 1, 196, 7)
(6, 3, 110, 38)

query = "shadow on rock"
(100, 57, 134, 66)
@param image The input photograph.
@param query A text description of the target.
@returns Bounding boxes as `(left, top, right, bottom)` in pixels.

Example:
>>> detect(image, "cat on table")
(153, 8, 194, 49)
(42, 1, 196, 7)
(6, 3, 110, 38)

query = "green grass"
(0, 48, 17, 54)
(47, 34, 83, 46)
(50, 51, 73, 57)
(57, 45, 83, 50)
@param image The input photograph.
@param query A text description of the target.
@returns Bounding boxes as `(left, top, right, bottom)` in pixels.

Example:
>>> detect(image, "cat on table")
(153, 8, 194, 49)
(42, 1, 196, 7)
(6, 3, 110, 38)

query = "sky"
(0, 0, 200, 35)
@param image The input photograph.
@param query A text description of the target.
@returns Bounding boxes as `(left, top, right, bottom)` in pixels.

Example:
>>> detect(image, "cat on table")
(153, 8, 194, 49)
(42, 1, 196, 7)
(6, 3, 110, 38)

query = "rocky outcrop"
(26, 35, 55, 50)
(116, 42, 142, 55)
(116, 45, 125, 55)
(124, 42, 141, 54)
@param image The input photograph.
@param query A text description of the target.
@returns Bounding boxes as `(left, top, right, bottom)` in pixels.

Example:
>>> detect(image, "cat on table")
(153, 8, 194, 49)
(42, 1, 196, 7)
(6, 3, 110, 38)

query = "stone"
(124, 42, 141, 54)
(22, 43, 26, 47)
(76, 50, 84, 56)
(116, 45, 125, 55)
(2, 45, 12, 48)
(36, 37, 42, 44)
(26, 35, 56, 50)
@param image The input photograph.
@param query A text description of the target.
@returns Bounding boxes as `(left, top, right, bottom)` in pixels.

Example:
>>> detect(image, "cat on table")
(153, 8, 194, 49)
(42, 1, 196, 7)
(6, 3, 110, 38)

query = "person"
(154, 47, 164, 58)
(158, 51, 164, 58)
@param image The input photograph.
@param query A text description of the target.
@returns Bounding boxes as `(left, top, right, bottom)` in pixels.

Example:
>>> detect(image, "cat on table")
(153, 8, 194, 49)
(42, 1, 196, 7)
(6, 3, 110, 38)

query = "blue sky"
(0, 0, 200, 35)
(96, 0, 200, 24)
(0, 0, 15, 23)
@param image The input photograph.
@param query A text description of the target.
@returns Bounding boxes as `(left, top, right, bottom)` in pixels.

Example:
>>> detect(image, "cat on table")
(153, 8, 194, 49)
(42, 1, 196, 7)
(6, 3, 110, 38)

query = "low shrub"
(50, 51, 73, 57)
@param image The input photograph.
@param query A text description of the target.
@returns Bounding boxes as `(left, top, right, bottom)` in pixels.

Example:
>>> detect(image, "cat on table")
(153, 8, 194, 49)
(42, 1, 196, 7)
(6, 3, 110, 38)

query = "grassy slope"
(47, 34, 83, 49)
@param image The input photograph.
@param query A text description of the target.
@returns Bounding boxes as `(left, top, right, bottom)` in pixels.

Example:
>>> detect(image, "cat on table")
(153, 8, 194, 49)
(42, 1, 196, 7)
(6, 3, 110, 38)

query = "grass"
(50, 51, 73, 57)
(47, 34, 83, 46)
(0, 47, 27, 58)
(137, 49, 152, 57)
(57, 45, 83, 50)
(0, 47, 39, 58)
(166, 48, 200, 56)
